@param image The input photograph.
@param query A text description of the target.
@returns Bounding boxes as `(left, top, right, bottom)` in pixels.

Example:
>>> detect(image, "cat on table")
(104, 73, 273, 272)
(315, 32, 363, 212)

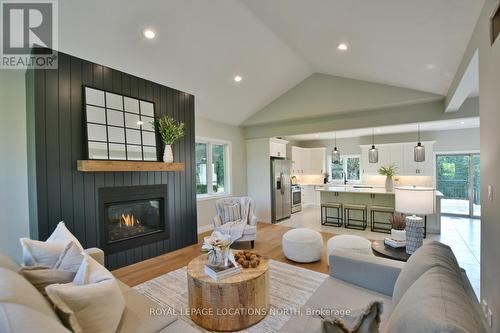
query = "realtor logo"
(1, 0, 58, 68)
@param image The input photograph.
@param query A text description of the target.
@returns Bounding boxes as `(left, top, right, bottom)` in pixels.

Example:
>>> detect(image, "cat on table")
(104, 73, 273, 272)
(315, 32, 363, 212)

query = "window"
(196, 138, 230, 198)
(330, 155, 361, 182)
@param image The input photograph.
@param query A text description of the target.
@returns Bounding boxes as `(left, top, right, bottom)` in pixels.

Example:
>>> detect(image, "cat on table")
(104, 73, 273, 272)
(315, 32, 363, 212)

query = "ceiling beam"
(243, 97, 479, 139)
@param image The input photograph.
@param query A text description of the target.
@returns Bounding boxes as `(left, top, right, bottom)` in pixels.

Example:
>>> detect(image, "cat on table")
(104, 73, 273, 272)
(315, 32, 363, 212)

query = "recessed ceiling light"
(337, 43, 348, 51)
(460, 121, 465, 124)
(143, 29, 156, 39)
(234, 75, 242, 82)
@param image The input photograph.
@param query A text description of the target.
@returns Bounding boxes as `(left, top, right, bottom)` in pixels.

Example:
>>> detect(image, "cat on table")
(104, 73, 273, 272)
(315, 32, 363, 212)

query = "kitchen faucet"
(342, 171, 348, 185)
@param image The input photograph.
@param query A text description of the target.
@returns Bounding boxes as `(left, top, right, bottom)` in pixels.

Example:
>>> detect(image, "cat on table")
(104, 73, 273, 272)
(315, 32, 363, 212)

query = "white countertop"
(316, 185, 443, 196)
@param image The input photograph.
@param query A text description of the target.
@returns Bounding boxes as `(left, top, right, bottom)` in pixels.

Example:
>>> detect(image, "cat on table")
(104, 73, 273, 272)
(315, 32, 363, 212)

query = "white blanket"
(215, 197, 252, 242)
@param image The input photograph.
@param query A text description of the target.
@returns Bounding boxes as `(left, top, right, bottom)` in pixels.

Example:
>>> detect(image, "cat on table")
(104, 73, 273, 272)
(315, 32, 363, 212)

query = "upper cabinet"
(289, 146, 325, 175)
(361, 142, 434, 177)
(269, 138, 288, 158)
(309, 148, 326, 174)
(401, 142, 433, 176)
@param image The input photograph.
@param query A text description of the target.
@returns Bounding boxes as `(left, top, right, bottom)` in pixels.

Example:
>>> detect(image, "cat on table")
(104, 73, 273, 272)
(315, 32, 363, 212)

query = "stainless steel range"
(291, 185, 302, 213)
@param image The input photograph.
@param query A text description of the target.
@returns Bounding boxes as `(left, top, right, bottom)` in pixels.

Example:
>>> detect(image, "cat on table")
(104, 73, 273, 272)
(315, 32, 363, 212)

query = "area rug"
(134, 260, 328, 333)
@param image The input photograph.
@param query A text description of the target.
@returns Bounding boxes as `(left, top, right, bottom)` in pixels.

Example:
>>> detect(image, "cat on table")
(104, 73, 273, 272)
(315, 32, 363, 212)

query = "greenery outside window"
(196, 137, 231, 198)
(330, 155, 361, 182)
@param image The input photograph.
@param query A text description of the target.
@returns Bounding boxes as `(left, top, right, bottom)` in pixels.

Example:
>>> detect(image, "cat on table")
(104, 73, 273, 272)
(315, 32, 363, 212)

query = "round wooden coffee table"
(187, 254, 269, 332)
(371, 240, 410, 262)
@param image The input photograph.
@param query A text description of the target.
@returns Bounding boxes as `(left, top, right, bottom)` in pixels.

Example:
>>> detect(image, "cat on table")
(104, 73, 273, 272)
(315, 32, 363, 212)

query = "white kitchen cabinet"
(402, 143, 434, 176)
(302, 185, 320, 207)
(299, 149, 311, 174)
(290, 146, 325, 175)
(388, 145, 404, 172)
(361, 146, 383, 174)
(361, 142, 434, 176)
(290, 146, 303, 174)
(309, 148, 326, 174)
(269, 138, 288, 158)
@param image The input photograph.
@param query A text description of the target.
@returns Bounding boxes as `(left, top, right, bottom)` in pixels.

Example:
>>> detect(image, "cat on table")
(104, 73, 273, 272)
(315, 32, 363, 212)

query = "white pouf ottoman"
(282, 228, 323, 263)
(326, 235, 372, 265)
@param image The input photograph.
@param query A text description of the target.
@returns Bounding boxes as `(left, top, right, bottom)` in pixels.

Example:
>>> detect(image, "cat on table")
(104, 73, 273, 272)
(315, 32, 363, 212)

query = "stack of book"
(384, 237, 406, 249)
(204, 262, 241, 281)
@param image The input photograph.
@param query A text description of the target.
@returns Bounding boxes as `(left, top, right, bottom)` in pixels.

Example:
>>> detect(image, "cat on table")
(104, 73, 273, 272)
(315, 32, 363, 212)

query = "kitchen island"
(316, 186, 443, 234)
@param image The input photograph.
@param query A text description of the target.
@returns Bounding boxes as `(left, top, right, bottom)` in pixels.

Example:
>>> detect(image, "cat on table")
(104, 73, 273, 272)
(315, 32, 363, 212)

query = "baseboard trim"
(197, 224, 213, 234)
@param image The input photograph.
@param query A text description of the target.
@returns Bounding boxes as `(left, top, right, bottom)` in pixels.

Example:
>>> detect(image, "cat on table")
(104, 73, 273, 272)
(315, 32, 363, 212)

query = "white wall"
(195, 117, 247, 232)
(448, 1, 500, 329)
(245, 139, 272, 223)
(0, 70, 30, 261)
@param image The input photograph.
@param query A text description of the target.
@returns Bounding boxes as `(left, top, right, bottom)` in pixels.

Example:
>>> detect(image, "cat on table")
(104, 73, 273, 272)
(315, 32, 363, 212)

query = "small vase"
(207, 248, 230, 267)
(207, 249, 223, 266)
(163, 145, 173, 163)
(385, 176, 394, 192)
(391, 229, 406, 242)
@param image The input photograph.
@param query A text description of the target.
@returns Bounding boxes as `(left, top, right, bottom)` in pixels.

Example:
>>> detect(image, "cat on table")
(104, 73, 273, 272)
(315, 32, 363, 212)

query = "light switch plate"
(488, 185, 493, 202)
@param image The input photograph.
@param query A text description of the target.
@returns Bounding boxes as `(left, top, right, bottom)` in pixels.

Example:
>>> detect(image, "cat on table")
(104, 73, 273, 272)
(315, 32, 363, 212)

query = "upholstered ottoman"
(326, 235, 372, 265)
(282, 228, 323, 263)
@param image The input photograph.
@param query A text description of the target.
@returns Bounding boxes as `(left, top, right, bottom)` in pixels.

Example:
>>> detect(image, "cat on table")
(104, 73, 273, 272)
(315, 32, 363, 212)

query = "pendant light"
(369, 128, 378, 163)
(414, 124, 425, 162)
(331, 132, 341, 164)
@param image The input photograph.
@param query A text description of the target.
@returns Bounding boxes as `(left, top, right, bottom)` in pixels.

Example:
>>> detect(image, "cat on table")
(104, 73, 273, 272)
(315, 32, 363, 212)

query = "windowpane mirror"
(84, 87, 158, 161)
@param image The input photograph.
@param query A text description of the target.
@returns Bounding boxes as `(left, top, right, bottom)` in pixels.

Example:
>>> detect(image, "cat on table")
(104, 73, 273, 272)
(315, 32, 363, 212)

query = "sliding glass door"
(436, 153, 480, 217)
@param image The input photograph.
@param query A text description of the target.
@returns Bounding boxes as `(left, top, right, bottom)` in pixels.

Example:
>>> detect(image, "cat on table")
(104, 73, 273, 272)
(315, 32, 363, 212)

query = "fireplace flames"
(120, 214, 141, 227)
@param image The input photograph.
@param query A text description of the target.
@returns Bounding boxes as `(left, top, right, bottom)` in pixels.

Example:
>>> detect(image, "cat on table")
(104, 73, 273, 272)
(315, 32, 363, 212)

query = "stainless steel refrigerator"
(271, 158, 292, 223)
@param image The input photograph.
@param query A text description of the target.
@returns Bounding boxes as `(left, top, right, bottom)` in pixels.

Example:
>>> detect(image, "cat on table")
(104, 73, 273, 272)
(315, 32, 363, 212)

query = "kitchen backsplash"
(363, 175, 434, 187)
(295, 174, 434, 187)
(295, 175, 324, 185)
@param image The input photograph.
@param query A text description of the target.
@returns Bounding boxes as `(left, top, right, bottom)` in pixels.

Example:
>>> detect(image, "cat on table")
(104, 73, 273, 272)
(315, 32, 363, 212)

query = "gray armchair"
(212, 197, 257, 248)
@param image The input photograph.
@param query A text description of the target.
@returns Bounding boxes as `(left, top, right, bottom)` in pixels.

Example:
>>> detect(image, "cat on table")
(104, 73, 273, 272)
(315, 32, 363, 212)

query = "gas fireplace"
(106, 199, 162, 243)
(99, 185, 169, 254)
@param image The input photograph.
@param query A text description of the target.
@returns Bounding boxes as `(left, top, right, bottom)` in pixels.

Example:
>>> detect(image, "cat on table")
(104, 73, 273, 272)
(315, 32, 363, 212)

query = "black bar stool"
(321, 203, 343, 227)
(370, 205, 394, 233)
(344, 203, 367, 230)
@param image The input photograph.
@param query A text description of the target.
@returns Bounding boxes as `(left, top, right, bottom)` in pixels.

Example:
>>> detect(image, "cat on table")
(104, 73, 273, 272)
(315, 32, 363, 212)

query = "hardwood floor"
(113, 222, 334, 286)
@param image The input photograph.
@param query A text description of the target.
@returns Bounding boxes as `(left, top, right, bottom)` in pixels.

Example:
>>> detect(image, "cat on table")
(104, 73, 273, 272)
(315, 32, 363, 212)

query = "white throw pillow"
(20, 238, 66, 267)
(46, 254, 125, 333)
(55, 242, 84, 272)
(20, 222, 84, 267)
(47, 222, 84, 251)
(73, 253, 113, 285)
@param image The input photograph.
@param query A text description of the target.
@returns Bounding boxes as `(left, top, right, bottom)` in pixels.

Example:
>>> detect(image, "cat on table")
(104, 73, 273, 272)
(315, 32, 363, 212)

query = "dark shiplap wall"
(26, 51, 197, 270)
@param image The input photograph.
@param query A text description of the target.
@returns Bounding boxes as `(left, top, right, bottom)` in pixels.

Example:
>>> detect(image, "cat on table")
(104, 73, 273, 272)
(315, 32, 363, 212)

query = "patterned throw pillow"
(222, 203, 241, 223)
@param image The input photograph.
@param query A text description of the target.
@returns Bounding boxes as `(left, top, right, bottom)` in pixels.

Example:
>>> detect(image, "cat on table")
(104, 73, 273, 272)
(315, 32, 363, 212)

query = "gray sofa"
(0, 249, 200, 333)
(280, 241, 490, 333)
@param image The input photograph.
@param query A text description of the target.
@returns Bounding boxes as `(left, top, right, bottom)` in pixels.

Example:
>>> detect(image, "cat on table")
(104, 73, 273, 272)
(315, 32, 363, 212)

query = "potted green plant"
(389, 213, 406, 241)
(378, 164, 397, 191)
(153, 116, 186, 163)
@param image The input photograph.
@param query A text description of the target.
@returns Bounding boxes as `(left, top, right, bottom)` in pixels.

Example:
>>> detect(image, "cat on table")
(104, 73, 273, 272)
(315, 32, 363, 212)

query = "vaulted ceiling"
(58, 0, 484, 126)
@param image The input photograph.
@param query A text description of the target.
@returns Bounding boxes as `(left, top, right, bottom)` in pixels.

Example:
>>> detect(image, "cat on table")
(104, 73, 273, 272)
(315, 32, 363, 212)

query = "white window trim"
(329, 154, 362, 183)
(196, 136, 232, 200)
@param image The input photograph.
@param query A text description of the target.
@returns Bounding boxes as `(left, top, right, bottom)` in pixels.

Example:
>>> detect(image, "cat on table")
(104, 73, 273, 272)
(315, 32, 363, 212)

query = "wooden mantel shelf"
(77, 160, 185, 172)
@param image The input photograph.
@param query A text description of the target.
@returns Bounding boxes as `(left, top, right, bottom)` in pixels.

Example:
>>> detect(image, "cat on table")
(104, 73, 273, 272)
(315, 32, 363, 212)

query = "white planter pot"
(385, 176, 394, 192)
(391, 229, 406, 241)
(163, 145, 173, 163)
